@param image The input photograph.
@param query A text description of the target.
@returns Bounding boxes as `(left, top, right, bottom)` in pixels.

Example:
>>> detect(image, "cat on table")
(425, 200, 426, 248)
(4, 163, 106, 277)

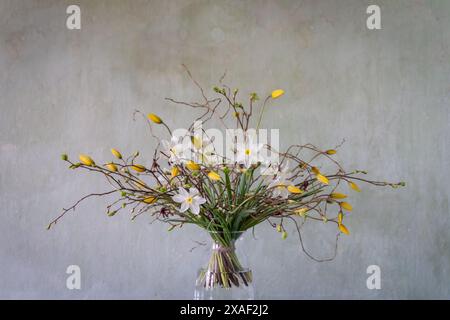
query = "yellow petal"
(326, 149, 337, 155)
(338, 211, 343, 224)
(207, 171, 221, 181)
(287, 185, 303, 194)
(131, 164, 146, 172)
(271, 89, 285, 99)
(186, 161, 200, 171)
(311, 166, 321, 175)
(295, 208, 308, 217)
(147, 113, 162, 124)
(316, 174, 329, 185)
(79, 154, 94, 166)
(348, 181, 361, 192)
(191, 136, 202, 149)
(106, 163, 118, 172)
(171, 166, 179, 178)
(143, 196, 156, 204)
(339, 223, 350, 235)
(330, 192, 347, 199)
(340, 202, 353, 211)
(111, 148, 122, 159)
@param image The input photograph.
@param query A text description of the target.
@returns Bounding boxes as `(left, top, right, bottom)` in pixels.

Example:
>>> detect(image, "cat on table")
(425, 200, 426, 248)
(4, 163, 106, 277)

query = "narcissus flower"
(271, 89, 285, 99)
(339, 223, 350, 235)
(172, 187, 206, 215)
(79, 154, 95, 166)
(330, 192, 347, 199)
(207, 171, 221, 181)
(148, 113, 162, 124)
(131, 164, 146, 172)
(340, 202, 353, 211)
(186, 161, 200, 171)
(287, 185, 303, 194)
(111, 148, 122, 159)
(348, 181, 361, 192)
(106, 163, 118, 172)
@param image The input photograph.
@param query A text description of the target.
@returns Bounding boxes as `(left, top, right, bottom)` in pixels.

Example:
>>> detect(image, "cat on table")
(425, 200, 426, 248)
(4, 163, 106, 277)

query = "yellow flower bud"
(131, 164, 146, 172)
(295, 208, 308, 217)
(186, 161, 200, 171)
(326, 149, 337, 155)
(281, 231, 288, 240)
(106, 163, 118, 172)
(330, 192, 347, 199)
(311, 166, 321, 175)
(316, 174, 329, 185)
(276, 224, 282, 233)
(348, 181, 361, 192)
(287, 185, 303, 194)
(339, 223, 350, 235)
(171, 166, 179, 178)
(340, 202, 353, 211)
(338, 211, 343, 224)
(207, 171, 221, 181)
(271, 89, 285, 99)
(143, 197, 156, 204)
(148, 113, 162, 124)
(111, 148, 122, 159)
(79, 154, 95, 166)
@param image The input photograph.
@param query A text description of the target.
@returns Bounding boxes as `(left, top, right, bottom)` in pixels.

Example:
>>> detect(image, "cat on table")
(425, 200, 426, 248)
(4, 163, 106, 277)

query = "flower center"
(245, 149, 251, 156)
(186, 197, 193, 204)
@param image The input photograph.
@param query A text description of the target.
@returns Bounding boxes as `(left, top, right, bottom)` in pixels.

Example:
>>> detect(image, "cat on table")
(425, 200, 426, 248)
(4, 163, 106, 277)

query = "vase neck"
(212, 242, 236, 251)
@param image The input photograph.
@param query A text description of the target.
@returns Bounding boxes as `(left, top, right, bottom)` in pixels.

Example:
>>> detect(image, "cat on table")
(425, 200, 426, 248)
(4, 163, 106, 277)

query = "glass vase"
(194, 231, 254, 300)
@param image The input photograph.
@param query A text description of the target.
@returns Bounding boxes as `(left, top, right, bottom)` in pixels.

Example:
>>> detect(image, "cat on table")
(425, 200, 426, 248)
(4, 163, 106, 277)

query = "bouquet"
(49, 68, 404, 291)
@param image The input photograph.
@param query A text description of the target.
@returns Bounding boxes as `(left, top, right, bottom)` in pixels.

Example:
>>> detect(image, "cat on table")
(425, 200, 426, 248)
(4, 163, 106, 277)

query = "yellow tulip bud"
(111, 148, 122, 159)
(340, 202, 353, 211)
(295, 208, 308, 217)
(287, 185, 303, 194)
(143, 197, 156, 204)
(348, 181, 361, 192)
(326, 149, 337, 155)
(186, 161, 200, 171)
(106, 163, 118, 172)
(207, 171, 221, 181)
(79, 154, 95, 166)
(330, 192, 347, 199)
(148, 113, 162, 124)
(171, 166, 179, 178)
(339, 223, 350, 235)
(316, 174, 329, 185)
(311, 166, 321, 175)
(131, 164, 146, 172)
(338, 211, 343, 224)
(271, 89, 285, 99)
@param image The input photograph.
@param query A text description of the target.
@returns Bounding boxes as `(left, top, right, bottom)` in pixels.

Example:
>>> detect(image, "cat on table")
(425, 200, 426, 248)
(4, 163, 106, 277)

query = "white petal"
(179, 187, 189, 197)
(190, 203, 200, 215)
(180, 202, 190, 212)
(172, 195, 186, 203)
(195, 196, 206, 205)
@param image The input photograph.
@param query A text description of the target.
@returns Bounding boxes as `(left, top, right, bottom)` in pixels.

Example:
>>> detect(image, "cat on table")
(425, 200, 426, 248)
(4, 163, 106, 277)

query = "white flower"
(162, 135, 188, 164)
(268, 176, 290, 199)
(172, 187, 206, 215)
(235, 136, 263, 168)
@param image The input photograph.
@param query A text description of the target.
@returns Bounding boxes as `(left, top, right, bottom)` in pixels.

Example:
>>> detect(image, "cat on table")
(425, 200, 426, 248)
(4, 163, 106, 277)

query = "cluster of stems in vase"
(50, 67, 404, 274)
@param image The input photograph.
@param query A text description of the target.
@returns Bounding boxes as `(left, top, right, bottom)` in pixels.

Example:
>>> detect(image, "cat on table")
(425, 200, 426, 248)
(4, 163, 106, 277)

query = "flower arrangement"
(50, 67, 404, 291)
